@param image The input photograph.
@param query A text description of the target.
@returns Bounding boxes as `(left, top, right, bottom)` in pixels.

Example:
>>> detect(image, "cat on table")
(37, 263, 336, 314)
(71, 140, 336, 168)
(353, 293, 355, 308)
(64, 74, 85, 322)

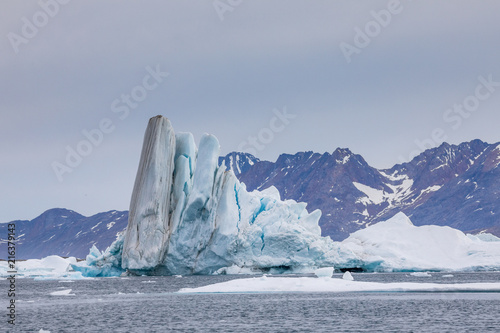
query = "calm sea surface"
(2, 272, 500, 332)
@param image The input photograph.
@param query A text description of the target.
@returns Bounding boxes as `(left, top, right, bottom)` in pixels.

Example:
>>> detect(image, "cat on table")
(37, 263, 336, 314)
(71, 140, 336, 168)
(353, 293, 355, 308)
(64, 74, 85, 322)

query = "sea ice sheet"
(178, 276, 500, 294)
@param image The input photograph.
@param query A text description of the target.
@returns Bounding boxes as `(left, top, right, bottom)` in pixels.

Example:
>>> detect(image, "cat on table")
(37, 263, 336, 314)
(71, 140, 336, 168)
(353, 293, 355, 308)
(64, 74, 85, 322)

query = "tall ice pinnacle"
(122, 116, 176, 270)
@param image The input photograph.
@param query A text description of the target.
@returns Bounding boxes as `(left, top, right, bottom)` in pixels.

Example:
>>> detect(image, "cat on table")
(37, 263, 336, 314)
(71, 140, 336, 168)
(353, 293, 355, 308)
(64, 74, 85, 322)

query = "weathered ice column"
(122, 116, 176, 270)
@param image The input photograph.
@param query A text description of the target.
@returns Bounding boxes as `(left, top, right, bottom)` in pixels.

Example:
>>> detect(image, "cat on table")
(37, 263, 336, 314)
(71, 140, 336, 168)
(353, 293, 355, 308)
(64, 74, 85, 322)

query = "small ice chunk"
(314, 267, 334, 278)
(442, 274, 454, 278)
(342, 271, 354, 281)
(49, 289, 74, 296)
(39, 330, 51, 333)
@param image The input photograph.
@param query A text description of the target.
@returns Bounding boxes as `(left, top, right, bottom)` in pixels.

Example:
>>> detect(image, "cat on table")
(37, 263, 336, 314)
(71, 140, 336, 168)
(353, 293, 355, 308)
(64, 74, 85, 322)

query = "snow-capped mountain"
(218, 152, 261, 177)
(0, 208, 128, 259)
(223, 139, 500, 240)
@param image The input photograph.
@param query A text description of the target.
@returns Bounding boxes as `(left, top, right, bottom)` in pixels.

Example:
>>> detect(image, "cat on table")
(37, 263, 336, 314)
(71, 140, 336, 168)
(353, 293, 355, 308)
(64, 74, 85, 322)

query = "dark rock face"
(218, 152, 261, 177)
(222, 140, 500, 240)
(0, 209, 128, 259)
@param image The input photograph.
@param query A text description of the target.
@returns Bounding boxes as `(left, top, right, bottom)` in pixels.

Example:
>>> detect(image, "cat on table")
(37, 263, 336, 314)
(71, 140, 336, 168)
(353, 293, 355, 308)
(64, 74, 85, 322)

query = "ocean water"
(3, 272, 500, 332)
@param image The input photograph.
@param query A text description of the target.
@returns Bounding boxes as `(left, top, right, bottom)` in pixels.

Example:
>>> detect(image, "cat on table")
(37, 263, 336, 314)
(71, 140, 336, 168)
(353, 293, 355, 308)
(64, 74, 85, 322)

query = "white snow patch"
(430, 164, 446, 172)
(91, 222, 102, 231)
(43, 235, 56, 243)
(421, 185, 442, 194)
(378, 170, 408, 182)
(353, 182, 385, 205)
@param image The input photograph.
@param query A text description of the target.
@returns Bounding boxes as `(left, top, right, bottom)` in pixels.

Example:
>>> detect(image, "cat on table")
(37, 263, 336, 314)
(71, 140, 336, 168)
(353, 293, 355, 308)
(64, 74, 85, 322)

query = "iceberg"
(122, 116, 176, 270)
(0, 256, 88, 280)
(76, 116, 334, 276)
(72, 232, 125, 277)
(72, 116, 500, 277)
(337, 212, 500, 272)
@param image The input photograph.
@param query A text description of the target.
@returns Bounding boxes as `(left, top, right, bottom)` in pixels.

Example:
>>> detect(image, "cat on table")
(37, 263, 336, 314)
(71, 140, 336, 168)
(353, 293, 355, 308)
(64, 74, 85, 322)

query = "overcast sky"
(1, 0, 500, 222)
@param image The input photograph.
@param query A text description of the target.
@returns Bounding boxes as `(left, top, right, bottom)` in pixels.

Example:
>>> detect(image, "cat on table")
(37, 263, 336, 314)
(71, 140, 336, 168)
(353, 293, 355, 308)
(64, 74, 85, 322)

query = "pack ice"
(72, 116, 500, 277)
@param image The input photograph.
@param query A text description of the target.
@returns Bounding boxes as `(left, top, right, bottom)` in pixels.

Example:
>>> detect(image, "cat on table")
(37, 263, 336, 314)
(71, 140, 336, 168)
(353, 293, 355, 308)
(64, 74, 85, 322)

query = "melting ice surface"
(68, 116, 500, 277)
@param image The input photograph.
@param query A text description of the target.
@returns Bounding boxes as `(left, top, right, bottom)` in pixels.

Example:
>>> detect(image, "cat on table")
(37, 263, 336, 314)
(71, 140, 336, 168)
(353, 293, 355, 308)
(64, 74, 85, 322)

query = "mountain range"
(2, 139, 499, 259)
(224, 139, 500, 240)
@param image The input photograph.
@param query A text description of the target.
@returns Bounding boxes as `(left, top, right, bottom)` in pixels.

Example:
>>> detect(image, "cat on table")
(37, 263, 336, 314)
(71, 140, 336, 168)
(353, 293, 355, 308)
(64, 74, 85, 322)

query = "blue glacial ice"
(74, 116, 335, 276)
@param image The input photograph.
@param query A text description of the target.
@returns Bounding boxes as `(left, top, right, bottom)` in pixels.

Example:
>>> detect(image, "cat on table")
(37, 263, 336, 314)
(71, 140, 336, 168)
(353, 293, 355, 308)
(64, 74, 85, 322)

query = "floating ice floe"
(49, 289, 75, 296)
(314, 267, 334, 278)
(178, 277, 500, 294)
(410, 272, 432, 277)
(0, 256, 90, 280)
(342, 271, 354, 281)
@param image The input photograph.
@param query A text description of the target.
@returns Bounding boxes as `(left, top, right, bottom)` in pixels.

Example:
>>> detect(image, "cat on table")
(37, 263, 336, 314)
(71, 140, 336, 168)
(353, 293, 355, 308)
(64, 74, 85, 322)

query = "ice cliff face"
(84, 116, 334, 275)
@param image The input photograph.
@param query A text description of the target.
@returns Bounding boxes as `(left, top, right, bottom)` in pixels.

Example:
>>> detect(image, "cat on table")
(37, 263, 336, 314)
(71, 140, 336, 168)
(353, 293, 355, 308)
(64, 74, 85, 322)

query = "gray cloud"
(1, 0, 499, 221)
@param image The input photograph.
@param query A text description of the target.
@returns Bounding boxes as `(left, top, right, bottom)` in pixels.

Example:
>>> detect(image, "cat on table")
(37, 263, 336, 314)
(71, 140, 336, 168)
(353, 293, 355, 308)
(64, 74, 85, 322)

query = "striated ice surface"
(122, 116, 176, 270)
